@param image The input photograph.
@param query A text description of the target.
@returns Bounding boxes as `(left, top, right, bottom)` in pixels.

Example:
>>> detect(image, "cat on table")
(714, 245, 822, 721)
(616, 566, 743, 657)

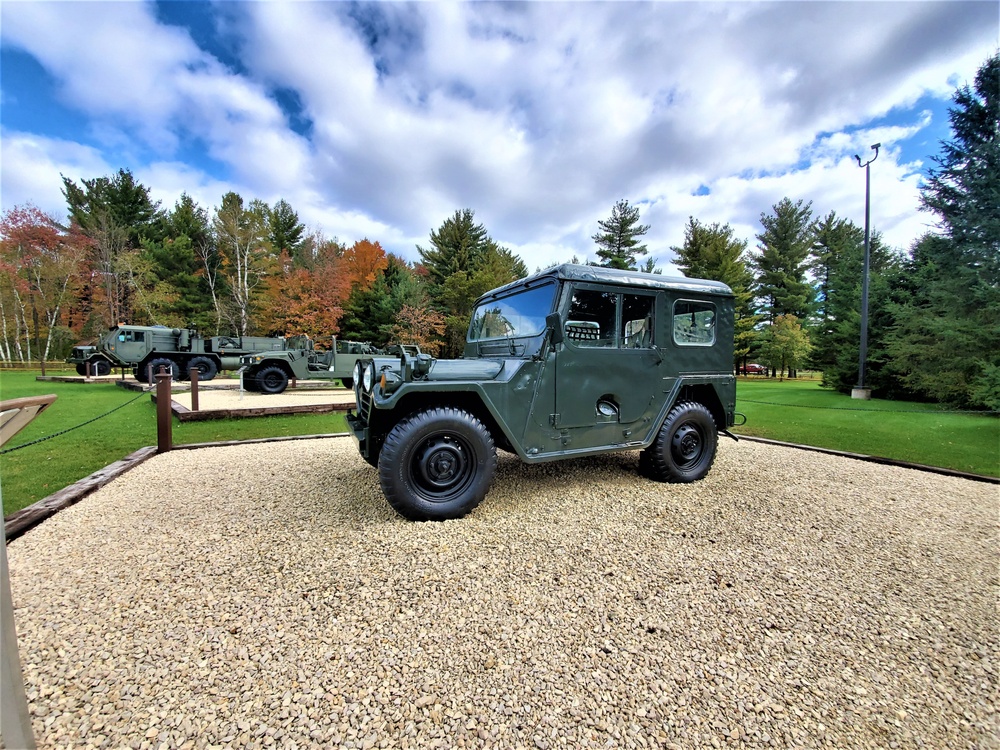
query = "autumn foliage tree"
(0, 205, 88, 370)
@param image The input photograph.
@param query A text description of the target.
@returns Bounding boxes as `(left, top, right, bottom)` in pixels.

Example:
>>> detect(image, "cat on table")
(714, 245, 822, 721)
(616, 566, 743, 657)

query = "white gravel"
(5, 438, 997, 749)
(171, 387, 355, 411)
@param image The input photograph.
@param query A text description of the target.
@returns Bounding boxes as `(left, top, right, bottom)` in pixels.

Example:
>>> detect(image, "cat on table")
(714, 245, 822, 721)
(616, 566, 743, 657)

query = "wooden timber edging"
(153, 393, 352, 421)
(4, 446, 158, 542)
(3, 434, 353, 542)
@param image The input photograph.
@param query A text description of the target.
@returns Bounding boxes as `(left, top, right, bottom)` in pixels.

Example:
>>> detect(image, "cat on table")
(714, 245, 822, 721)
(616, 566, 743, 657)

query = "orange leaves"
(389, 304, 446, 356)
(255, 238, 387, 337)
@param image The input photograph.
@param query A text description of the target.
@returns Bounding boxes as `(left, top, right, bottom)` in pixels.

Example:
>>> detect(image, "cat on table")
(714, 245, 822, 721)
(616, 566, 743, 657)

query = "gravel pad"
(6, 439, 997, 749)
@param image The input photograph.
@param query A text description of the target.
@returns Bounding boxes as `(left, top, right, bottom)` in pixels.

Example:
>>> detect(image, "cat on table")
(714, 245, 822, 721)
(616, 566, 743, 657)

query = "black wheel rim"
(671, 422, 704, 469)
(410, 433, 475, 503)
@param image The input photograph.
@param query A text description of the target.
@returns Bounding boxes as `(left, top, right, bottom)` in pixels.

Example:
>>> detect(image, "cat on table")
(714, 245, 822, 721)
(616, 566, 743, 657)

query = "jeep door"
(534, 284, 663, 449)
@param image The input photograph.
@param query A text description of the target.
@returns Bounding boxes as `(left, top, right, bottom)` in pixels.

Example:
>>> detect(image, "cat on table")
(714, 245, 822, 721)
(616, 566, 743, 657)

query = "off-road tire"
(341, 377, 354, 389)
(256, 365, 289, 394)
(75, 363, 87, 376)
(147, 358, 180, 381)
(379, 407, 497, 521)
(91, 359, 111, 376)
(187, 356, 218, 381)
(642, 401, 718, 483)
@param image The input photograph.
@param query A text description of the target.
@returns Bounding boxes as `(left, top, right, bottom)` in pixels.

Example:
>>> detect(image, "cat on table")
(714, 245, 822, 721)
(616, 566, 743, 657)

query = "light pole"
(852, 142, 879, 400)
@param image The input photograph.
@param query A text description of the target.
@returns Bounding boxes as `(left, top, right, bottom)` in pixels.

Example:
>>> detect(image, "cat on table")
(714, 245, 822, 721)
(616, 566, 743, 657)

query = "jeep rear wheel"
(379, 407, 497, 521)
(643, 401, 718, 483)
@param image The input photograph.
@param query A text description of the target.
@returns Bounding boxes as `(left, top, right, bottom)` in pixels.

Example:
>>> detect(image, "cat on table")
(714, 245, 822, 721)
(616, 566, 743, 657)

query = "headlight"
(353, 360, 363, 389)
(362, 361, 376, 392)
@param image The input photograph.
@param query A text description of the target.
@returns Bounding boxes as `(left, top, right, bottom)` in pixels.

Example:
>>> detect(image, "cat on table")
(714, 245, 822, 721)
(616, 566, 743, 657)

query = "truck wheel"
(256, 365, 288, 394)
(188, 356, 218, 381)
(147, 358, 180, 381)
(379, 407, 497, 521)
(643, 401, 718, 483)
(92, 359, 111, 376)
(75, 363, 87, 376)
(341, 377, 354, 389)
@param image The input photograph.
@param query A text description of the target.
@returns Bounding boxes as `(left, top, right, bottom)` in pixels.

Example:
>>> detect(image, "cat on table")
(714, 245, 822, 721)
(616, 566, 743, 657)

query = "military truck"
(66, 344, 113, 376)
(240, 338, 382, 394)
(91, 324, 289, 383)
(346, 263, 737, 521)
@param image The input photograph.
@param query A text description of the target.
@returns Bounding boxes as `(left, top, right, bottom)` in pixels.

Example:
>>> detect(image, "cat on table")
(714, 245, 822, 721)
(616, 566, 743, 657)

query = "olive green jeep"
(347, 263, 737, 521)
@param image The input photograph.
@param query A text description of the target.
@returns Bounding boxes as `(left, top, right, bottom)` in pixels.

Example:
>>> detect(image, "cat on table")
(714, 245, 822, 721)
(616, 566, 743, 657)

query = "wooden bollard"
(155, 368, 172, 453)
(190, 366, 199, 412)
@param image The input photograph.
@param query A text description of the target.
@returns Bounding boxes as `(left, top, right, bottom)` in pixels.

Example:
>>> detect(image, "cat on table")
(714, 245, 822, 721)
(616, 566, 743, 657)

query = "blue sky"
(1, 1, 996, 271)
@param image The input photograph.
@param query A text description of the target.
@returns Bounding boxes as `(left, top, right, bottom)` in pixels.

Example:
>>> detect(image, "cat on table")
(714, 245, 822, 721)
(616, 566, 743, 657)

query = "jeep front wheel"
(643, 401, 718, 483)
(379, 407, 497, 521)
(256, 365, 288, 394)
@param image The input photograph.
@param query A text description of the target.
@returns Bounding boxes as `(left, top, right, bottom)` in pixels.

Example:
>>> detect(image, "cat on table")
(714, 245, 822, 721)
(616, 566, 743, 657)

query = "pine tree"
(753, 198, 815, 323)
(671, 217, 757, 369)
(887, 53, 1000, 409)
(592, 199, 650, 270)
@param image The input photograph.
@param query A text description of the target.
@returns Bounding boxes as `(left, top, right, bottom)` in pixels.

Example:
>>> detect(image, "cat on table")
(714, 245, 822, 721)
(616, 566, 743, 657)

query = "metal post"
(155, 368, 172, 453)
(852, 142, 879, 400)
(190, 367, 199, 413)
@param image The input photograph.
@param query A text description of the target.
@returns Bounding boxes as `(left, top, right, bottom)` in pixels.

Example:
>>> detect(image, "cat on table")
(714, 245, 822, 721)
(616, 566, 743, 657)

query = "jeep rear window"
(673, 300, 716, 346)
(468, 283, 557, 342)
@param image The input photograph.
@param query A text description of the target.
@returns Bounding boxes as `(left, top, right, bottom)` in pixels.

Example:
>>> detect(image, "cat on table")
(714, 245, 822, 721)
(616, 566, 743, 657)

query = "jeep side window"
(673, 300, 716, 346)
(621, 294, 655, 348)
(566, 289, 617, 347)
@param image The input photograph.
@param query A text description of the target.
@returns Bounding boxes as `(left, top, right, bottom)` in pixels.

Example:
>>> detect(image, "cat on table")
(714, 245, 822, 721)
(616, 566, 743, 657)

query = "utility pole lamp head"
(855, 142, 881, 168)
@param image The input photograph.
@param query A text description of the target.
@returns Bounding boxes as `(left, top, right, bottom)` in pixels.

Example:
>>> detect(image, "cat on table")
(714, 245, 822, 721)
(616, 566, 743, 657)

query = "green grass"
(734, 377, 999, 477)
(0, 371, 348, 515)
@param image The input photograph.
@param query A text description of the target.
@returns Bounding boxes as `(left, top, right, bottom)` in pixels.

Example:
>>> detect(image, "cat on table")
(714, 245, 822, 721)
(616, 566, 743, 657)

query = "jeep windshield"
(468, 282, 557, 342)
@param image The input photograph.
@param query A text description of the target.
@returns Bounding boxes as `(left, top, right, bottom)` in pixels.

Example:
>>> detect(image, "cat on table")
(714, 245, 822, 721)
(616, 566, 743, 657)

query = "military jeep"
(347, 263, 736, 521)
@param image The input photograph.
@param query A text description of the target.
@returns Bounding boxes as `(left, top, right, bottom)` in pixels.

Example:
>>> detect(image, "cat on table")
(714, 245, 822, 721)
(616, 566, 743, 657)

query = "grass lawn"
(734, 376, 999, 477)
(0, 370, 348, 515)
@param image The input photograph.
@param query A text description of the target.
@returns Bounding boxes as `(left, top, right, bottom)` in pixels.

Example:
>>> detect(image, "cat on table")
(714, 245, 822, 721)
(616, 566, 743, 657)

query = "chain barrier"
(0, 387, 152, 455)
(738, 398, 999, 415)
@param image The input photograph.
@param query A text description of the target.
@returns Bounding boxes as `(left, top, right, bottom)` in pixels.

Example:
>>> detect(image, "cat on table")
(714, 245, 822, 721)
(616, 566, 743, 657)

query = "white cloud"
(1, 1, 995, 270)
(0, 131, 111, 221)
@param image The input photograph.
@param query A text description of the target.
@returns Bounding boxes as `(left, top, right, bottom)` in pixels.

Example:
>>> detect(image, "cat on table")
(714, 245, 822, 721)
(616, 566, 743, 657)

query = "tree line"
(1, 54, 995, 410)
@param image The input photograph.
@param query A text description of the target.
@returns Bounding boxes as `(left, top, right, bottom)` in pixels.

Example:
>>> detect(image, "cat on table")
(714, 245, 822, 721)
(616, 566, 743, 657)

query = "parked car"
(741, 363, 767, 375)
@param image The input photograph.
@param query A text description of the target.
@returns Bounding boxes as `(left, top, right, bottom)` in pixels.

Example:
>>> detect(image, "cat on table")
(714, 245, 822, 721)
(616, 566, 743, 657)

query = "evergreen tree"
(591, 199, 650, 270)
(754, 197, 815, 323)
(417, 210, 527, 356)
(61, 168, 163, 247)
(887, 53, 1000, 409)
(417, 209, 491, 286)
(268, 199, 307, 264)
(671, 217, 757, 369)
(142, 194, 216, 330)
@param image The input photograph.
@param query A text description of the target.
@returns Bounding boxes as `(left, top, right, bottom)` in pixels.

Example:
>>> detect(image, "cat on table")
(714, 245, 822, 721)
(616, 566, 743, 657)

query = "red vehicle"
(741, 363, 767, 375)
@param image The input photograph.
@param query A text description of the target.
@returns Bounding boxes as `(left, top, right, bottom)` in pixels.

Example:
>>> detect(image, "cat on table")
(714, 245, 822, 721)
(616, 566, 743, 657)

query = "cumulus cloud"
(0, 1, 995, 268)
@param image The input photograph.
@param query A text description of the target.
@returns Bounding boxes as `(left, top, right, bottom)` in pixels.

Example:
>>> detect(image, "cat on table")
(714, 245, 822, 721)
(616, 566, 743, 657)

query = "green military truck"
(76, 325, 289, 383)
(347, 263, 737, 521)
(66, 345, 112, 376)
(240, 338, 382, 394)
